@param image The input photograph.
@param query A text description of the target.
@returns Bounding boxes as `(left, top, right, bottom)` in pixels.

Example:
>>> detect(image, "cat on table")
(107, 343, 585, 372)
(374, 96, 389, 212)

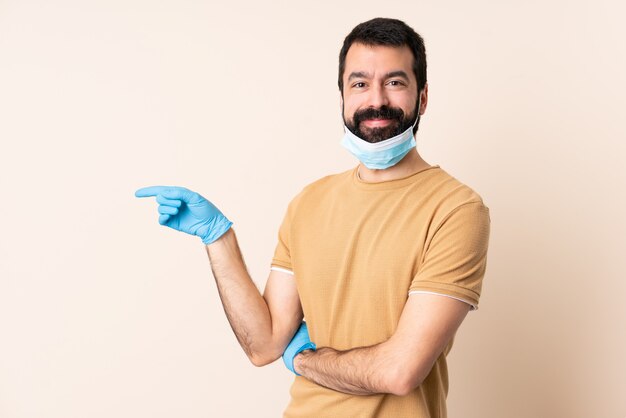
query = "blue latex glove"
(135, 185, 233, 245)
(283, 321, 316, 376)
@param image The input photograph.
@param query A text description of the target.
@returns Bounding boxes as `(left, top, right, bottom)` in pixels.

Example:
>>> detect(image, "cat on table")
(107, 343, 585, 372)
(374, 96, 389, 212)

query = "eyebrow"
(347, 70, 411, 82)
(386, 70, 410, 81)
(347, 71, 370, 81)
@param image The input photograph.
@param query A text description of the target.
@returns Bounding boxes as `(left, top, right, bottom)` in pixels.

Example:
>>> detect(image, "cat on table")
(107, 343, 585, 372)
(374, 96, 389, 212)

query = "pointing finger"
(136, 185, 198, 203)
(135, 186, 170, 198)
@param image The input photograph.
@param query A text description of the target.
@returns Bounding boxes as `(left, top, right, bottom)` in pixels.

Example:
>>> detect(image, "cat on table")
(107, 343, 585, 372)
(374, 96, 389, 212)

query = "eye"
(387, 80, 405, 87)
(352, 82, 366, 89)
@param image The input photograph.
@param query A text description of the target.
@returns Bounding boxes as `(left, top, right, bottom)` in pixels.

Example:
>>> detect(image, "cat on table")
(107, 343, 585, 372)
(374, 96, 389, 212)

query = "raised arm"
(205, 228, 304, 366)
(135, 185, 303, 366)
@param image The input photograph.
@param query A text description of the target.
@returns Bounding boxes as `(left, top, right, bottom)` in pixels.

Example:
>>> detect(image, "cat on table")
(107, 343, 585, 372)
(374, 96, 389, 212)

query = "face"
(341, 43, 426, 143)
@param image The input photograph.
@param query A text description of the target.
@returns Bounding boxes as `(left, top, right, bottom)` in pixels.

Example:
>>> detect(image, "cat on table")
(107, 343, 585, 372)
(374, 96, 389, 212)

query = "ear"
(419, 83, 429, 115)
(339, 93, 345, 118)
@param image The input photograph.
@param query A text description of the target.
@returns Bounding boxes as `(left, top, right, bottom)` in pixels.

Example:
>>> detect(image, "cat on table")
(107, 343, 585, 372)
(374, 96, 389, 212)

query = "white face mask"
(340, 98, 421, 170)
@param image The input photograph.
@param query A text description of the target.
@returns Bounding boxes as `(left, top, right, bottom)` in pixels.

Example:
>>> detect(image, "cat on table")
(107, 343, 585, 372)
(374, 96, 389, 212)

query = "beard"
(344, 104, 418, 144)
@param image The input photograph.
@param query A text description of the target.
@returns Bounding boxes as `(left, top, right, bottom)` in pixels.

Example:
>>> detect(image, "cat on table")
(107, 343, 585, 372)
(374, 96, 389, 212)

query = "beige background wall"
(1, 0, 624, 417)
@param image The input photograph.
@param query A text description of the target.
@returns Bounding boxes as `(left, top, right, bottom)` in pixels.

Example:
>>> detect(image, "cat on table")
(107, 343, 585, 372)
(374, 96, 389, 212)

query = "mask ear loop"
(411, 95, 422, 131)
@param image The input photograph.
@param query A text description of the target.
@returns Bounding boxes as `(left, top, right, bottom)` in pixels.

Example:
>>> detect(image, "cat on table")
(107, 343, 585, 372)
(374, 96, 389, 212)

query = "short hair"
(338, 18, 427, 96)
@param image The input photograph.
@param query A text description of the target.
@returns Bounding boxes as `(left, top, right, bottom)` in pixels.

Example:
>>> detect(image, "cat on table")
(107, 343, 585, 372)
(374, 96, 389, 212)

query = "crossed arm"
(292, 292, 471, 396)
(205, 228, 471, 397)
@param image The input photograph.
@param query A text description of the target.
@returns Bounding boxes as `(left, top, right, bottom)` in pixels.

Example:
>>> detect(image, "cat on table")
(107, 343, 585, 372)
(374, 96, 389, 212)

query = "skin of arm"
(293, 292, 471, 396)
(205, 227, 303, 367)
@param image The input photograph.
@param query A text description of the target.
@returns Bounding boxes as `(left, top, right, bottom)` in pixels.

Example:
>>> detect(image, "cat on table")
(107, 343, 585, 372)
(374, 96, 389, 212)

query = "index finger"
(135, 186, 170, 198)
(135, 185, 196, 202)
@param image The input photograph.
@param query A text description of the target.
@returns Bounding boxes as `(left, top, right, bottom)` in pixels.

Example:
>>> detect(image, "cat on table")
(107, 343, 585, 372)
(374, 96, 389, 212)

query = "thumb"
(160, 187, 201, 204)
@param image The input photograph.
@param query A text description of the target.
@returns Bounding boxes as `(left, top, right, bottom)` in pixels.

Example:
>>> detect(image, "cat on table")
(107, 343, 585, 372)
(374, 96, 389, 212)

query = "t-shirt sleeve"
(408, 201, 491, 311)
(270, 199, 295, 273)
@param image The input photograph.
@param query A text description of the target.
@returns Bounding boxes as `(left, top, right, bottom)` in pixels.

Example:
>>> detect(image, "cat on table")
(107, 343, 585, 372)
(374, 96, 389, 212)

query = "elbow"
(249, 354, 270, 367)
(249, 351, 280, 368)
(391, 380, 416, 397)
(390, 376, 421, 397)
(388, 366, 426, 397)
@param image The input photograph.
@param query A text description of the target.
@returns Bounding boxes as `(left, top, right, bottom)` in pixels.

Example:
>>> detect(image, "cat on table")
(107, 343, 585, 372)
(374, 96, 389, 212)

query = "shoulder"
(426, 166, 488, 209)
(303, 167, 353, 192)
(416, 167, 490, 231)
(289, 167, 354, 205)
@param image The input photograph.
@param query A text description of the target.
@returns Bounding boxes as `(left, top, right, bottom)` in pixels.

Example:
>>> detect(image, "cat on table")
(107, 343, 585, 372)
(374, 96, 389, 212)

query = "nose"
(365, 83, 389, 109)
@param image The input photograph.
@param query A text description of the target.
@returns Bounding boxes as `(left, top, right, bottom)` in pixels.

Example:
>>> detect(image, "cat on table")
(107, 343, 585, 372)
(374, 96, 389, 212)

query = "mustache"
(353, 106, 405, 125)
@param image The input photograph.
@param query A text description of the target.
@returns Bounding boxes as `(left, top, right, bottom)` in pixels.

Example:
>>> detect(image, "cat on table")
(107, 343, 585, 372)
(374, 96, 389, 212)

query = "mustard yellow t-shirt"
(271, 164, 491, 418)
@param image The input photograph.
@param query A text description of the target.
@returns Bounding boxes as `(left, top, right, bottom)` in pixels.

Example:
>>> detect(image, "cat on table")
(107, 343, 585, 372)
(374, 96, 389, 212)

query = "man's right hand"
(283, 321, 316, 376)
(135, 185, 233, 245)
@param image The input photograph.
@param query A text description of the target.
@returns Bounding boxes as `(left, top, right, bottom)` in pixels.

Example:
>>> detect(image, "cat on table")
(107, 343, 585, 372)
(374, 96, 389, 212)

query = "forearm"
(293, 342, 402, 396)
(205, 227, 272, 365)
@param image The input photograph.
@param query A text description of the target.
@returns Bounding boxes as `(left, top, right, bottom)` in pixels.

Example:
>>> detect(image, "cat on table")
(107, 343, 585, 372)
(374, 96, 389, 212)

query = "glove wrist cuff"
(201, 219, 233, 245)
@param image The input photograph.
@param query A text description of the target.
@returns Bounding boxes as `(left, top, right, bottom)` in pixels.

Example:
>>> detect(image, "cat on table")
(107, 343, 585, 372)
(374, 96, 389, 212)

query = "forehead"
(344, 43, 414, 80)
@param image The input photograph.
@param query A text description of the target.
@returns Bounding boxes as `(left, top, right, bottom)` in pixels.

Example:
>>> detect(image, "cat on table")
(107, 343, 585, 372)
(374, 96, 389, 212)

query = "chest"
(288, 191, 432, 345)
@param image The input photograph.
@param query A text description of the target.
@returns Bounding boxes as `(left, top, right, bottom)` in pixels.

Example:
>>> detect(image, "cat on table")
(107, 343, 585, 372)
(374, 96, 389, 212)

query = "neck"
(358, 148, 431, 183)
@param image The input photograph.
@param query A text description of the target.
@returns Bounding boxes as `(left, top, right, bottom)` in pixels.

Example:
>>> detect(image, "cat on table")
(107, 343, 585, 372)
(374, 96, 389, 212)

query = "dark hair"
(338, 18, 427, 96)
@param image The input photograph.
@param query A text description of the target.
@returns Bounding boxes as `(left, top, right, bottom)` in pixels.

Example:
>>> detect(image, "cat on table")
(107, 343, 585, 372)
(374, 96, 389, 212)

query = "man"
(136, 17, 490, 417)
